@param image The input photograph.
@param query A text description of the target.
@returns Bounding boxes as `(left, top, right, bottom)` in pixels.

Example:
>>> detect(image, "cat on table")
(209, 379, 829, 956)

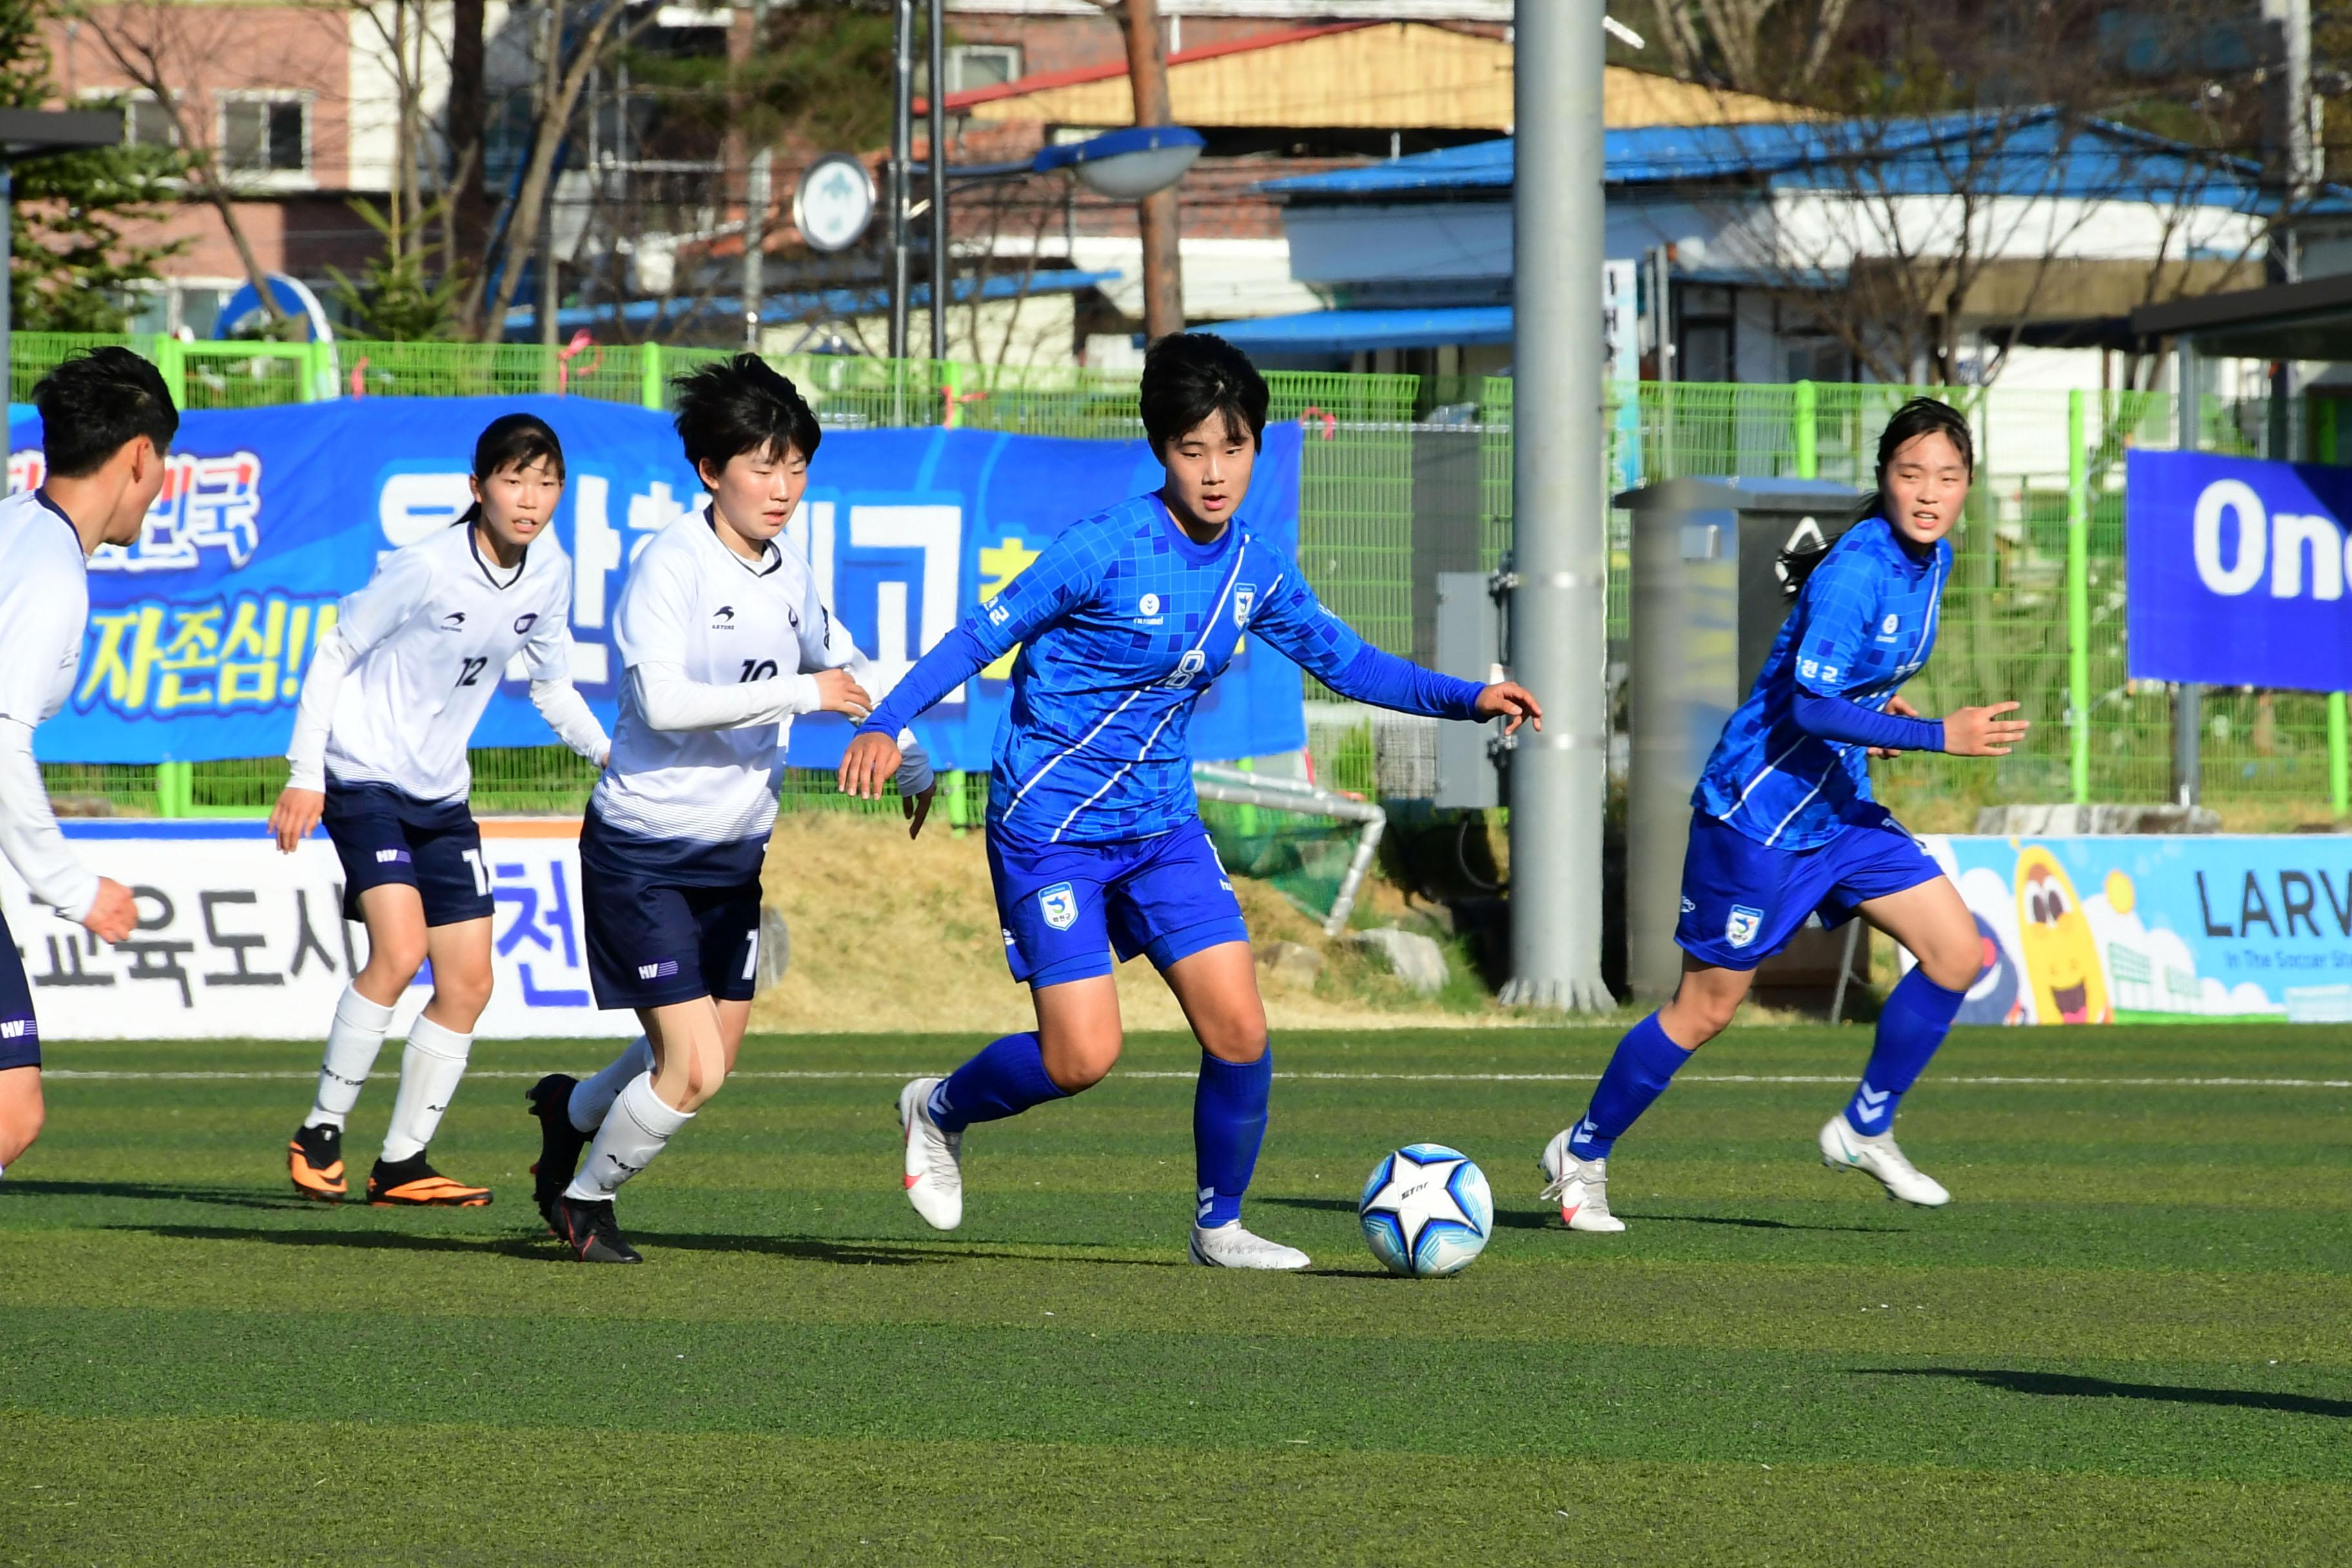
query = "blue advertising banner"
(12, 398, 1309, 770)
(2124, 448, 2352, 691)
(1921, 834, 2352, 1024)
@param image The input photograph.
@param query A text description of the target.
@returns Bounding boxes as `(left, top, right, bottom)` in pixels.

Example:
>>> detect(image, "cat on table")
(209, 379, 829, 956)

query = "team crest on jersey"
(710, 605, 737, 629)
(513, 612, 538, 635)
(1234, 585, 1256, 627)
(1038, 882, 1079, 931)
(1725, 905, 1765, 949)
(1877, 612, 1901, 640)
(1139, 593, 1162, 618)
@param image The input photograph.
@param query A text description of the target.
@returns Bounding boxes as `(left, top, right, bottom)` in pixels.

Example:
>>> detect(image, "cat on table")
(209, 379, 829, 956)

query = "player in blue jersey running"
(839, 333, 1540, 1269)
(1538, 398, 2028, 1231)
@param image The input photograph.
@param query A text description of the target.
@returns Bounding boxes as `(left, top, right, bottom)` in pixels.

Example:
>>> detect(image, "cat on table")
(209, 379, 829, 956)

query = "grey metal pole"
(538, 1, 561, 353)
(2174, 333, 2202, 807)
(743, 147, 769, 348)
(1, 161, 12, 488)
(1500, 2, 1613, 1013)
(888, 0, 914, 361)
(926, 0, 947, 362)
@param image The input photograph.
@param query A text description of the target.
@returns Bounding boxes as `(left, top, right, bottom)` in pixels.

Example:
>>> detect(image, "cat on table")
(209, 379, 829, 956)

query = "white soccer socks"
(567, 1035, 654, 1134)
(564, 1072, 692, 1202)
(379, 1015, 473, 1162)
(304, 986, 397, 1130)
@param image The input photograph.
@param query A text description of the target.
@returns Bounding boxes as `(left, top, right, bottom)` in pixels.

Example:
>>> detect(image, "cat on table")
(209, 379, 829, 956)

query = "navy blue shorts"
(989, 818, 1250, 989)
(0, 900, 39, 1072)
(579, 810, 764, 1010)
(1675, 808, 1941, 970)
(322, 778, 494, 928)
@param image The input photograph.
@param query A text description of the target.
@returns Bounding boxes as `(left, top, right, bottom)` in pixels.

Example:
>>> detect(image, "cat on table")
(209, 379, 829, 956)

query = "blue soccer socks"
(1568, 1012, 1694, 1161)
(1193, 1045, 1272, 1228)
(928, 1032, 1067, 1135)
(1844, 966, 1966, 1137)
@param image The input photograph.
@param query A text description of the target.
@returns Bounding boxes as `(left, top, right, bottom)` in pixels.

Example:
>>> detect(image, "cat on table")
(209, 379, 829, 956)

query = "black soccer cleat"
(525, 1073, 589, 1230)
(288, 1122, 347, 1202)
(550, 1193, 642, 1264)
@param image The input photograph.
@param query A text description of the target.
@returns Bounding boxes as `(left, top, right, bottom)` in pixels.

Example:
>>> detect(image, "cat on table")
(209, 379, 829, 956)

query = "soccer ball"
(1358, 1143, 1493, 1277)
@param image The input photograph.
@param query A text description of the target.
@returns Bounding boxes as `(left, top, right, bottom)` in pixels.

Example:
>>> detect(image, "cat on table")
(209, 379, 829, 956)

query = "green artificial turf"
(3, 1025, 2348, 1565)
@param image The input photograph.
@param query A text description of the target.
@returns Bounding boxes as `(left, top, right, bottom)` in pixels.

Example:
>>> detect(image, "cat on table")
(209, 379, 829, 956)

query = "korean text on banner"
(12, 399, 1309, 771)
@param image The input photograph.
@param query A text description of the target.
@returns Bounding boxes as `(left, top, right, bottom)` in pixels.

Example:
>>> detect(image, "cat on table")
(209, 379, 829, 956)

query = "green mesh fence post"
(2068, 389, 2091, 806)
(642, 342, 665, 409)
(297, 341, 324, 403)
(943, 769, 967, 832)
(150, 334, 185, 408)
(156, 761, 191, 818)
(2332, 694, 2349, 820)
(1793, 380, 1818, 478)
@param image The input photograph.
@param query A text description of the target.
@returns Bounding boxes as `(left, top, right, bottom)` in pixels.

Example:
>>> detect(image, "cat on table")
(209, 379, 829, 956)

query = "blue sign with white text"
(2125, 448, 2352, 691)
(13, 398, 1309, 771)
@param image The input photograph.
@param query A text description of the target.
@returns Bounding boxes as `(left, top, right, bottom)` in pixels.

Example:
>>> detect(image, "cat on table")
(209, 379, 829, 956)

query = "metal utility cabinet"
(1620, 476, 1863, 1003)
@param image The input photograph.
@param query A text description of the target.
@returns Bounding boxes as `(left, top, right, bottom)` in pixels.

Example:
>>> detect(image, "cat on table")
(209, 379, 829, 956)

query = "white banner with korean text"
(0, 820, 636, 1041)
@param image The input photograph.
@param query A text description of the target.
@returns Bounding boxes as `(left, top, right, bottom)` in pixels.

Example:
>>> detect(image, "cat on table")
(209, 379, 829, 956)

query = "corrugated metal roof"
(1262, 111, 2352, 214)
(504, 269, 1122, 335)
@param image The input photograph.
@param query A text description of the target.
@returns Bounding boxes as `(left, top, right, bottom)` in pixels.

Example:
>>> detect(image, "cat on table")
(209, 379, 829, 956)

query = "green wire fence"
(13, 331, 2343, 828)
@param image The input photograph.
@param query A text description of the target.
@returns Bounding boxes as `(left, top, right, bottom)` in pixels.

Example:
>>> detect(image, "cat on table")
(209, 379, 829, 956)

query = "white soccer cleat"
(1538, 1126, 1627, 1233)
(1819, 1115, 1950, 1207)
(897, 1077, 964, 1231)
(1188, 1221, 1311, 1270)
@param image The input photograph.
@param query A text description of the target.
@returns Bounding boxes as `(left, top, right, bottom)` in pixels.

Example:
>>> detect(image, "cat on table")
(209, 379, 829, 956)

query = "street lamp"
(0, 108, 122, 484)
(887, 124, 1204, 360)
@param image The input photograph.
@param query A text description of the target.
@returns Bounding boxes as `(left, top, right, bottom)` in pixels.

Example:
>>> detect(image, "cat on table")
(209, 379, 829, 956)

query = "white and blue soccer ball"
(1358, 1143, 1493, 1277)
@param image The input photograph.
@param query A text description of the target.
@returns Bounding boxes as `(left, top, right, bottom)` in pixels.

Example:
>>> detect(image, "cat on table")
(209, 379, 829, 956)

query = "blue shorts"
(990, 818, 1250, 989)
(1675, 808, 1941, 970)
(0, 900, 38, 1072)
(322, 778, 493, 928)
(579, 810, 764, 1010)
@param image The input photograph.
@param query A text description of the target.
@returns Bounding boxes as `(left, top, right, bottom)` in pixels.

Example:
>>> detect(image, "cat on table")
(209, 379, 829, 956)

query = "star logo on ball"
(1357, 1142, 1491, 1277)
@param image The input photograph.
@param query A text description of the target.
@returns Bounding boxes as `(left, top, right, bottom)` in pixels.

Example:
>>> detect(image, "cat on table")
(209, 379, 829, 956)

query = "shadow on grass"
(1865, 1367, 2352, 1418)
(1257, 1195, 1897, 1237)
(104, 1222, 1185, 1271)
(3, 1179, 315, 1213)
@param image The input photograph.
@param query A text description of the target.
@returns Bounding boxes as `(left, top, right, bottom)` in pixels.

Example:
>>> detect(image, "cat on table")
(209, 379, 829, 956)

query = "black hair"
(460, 413, 565, 528)
(1779, 396, 1975, 598)
(34, 346, 177, 478)
(671, 352, 822, 480)
(1140, 331, 1269, 455)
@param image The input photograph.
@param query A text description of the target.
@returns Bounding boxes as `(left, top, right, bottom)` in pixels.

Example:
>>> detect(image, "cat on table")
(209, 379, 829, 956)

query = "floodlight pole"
(888, 0, 914, 362)
(2174, 334, 2202, 807)
(1500, 1, 1614, 1013)
(1, 162, 12, 486)
(927, 0, 947, 362)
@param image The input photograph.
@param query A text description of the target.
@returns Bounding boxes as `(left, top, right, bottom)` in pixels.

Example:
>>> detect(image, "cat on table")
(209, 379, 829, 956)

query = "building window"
(81, 90, 179, 148)
(946, 43, 1021, 93)
(1678, 284, 1736, 384)
(219, 96, 308, 175)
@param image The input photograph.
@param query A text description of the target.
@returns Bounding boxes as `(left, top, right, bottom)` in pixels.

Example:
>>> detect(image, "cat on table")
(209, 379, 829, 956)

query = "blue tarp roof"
(504, 268, 1121, 337)
(1203, 304, 1512, 353)
(1262, 110, 2352, 214)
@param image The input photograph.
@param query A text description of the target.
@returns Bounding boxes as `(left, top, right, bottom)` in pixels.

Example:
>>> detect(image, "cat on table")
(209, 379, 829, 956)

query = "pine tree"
(0, 0, 185, 332)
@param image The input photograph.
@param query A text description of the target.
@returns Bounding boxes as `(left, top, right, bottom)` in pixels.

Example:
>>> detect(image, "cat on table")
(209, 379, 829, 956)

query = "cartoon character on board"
(2014, 847, 2111, 1024)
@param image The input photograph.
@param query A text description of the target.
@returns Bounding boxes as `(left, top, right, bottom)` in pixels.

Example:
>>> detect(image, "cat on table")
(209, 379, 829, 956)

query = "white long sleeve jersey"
(590, 509, 921, 845)
(287, 520, 605, 800)
(0, 491, 99, 921)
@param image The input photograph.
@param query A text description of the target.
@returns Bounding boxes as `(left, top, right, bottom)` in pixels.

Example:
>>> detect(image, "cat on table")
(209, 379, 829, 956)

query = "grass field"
(4, 1024, 2349, 1565)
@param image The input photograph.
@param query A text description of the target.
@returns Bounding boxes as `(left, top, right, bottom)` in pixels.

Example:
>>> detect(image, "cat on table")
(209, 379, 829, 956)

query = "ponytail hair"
(458, 413, 567, 527)
(1779, 396, 1974, 598)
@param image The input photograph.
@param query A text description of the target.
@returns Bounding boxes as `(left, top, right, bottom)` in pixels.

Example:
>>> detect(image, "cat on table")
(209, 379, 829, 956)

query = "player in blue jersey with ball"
(841, 333, 1540, 1269)
(1538, 398, 2026, 1233)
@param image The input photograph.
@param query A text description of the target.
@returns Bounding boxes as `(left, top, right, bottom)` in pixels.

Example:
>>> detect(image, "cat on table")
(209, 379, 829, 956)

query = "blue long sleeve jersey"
(861, 493, 1485, 846)
(1693, 514, 1951, 851)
